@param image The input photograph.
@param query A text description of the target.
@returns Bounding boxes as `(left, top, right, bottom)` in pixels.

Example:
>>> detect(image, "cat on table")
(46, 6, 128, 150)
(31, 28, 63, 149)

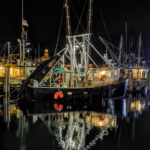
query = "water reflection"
(30, 112, 117, 150)
(0, 94, 150, 150)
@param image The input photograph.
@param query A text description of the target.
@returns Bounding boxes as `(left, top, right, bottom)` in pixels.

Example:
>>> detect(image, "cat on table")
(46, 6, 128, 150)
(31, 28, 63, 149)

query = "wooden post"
(128, 70, 133, 92)
(3, 65, 10, 128)
(147, 69, 150, 94)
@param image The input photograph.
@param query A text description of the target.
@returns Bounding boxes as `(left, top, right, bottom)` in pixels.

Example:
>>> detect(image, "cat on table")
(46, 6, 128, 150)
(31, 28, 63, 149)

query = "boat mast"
(65, 0, 71, 36)
(87, 0, 93, 33)
(125, 22, 128, 65)
(138, 33, 142, 67)
(22, 0, 24, 31)
(118, 35, 123, 66)
(21, 0, 25, 64)
(86, 0, 93, 72)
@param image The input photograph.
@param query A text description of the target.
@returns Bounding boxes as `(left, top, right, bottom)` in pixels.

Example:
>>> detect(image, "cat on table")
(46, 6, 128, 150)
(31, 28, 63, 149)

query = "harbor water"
(0, 94, 150, 150)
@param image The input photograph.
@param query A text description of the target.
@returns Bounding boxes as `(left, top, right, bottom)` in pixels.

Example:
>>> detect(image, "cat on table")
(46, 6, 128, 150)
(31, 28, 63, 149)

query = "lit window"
(114, 70, 118, 76)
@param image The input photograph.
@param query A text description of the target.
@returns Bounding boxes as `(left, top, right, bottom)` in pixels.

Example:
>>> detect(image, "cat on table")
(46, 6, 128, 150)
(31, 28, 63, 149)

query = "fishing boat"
(24, 0, 128, 103)
(0, 22, 37, 99)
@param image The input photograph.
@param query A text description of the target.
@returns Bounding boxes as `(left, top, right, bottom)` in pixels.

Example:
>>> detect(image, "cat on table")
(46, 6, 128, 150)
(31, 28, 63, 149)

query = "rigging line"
(140, 39, 146, 66)
(103, 39, 120, 63)
(98, 36, 119, 64)
(101, 37, 120, 51)
(70, 3, 87, 34)
(11, 45, 19, 54)
(75, 0, 87, 34)
(54, 4, 64, 56)
(96, 0, 114, 50)
(141, 43, 146, 63)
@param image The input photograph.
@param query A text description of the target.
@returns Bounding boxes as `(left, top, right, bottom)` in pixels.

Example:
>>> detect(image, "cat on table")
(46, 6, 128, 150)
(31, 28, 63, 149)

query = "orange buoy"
(58, 78, 63, 83)
(58, 91, 64, 99)
(54, 92, 59, 100)
(100, 75, 107, 81)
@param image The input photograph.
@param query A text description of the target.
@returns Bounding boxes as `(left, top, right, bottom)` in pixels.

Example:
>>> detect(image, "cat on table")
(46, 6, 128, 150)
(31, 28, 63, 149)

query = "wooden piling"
(128, 70, 133, 93)
(3, 65, 10, 127)
(147, 69, 150, 94)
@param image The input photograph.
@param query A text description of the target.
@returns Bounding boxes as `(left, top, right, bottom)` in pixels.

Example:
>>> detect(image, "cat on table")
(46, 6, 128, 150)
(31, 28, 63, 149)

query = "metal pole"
(138, 33, 142, 67)
(87, 0, 93, 33)
(118, 35, 123, 66)
(65, 0, 71, 36)
(7, 42, 10, 64)
(3, 65, 10, 128)
(22, 0, 24, 29)
(38, 43, 40, 59)
(22, 39, 25, 64)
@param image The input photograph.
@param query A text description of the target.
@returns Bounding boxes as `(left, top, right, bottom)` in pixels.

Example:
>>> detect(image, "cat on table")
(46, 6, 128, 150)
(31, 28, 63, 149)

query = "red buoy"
(54, 92, 59, 100)
(54, 103, 58, 110)
(54, 103, 63, 112)
(58, 78, 63, 83)
(58, 104, 63, 112)
(58, 91, 64, 99)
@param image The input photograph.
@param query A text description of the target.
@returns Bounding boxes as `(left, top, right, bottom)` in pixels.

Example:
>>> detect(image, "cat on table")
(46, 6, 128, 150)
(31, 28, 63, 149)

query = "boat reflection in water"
(35, 111, 117, 150)
(0, 94, 150, 150)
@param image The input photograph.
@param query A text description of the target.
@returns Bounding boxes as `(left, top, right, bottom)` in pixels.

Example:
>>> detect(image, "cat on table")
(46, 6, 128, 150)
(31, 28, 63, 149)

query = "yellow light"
(10, 68, 14, 77)
(114, 70, 118, 76)
(0, 65, 5, 76)
(45, 49, 48, 53)
(130, 101, 143, 112)
(10, 106, 20, 115)
(105, 118, 109, 124)
(101, 71, 106, 75)
(111, 119, 116, 126)
(107, 72, 111, 77)
(99, 121, 104, 127)
(138, 104, 141, 111)
(10, 106, 17, 115)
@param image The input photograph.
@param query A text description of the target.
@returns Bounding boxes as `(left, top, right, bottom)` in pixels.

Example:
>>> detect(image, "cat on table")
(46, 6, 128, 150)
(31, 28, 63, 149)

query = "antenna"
(22, 0, 24, 31)
(125, 22, 127, 64)
(65, 0, 71, 36)
(87, 0, 93, 33)
(138, 32, 142, 67)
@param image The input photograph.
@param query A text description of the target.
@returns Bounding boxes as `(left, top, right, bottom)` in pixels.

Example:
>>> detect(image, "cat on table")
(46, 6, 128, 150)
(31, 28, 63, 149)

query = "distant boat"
(0, 0, 37, 100)
(0, 34, 36, 100)
(25, 0, 128, 103)
(118, 33, 148, 96)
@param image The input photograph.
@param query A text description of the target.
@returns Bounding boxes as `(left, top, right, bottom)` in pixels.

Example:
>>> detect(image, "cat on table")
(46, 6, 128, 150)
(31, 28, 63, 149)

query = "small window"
(114, 70, 118, 76)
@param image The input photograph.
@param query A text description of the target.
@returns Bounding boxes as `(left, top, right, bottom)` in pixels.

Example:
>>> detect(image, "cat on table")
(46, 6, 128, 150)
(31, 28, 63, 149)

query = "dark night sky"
(0, 0, 150, 59)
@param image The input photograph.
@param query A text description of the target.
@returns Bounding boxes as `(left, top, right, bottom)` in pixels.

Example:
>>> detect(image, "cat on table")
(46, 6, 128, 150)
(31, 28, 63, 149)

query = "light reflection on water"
(0, 94, 150, 150)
